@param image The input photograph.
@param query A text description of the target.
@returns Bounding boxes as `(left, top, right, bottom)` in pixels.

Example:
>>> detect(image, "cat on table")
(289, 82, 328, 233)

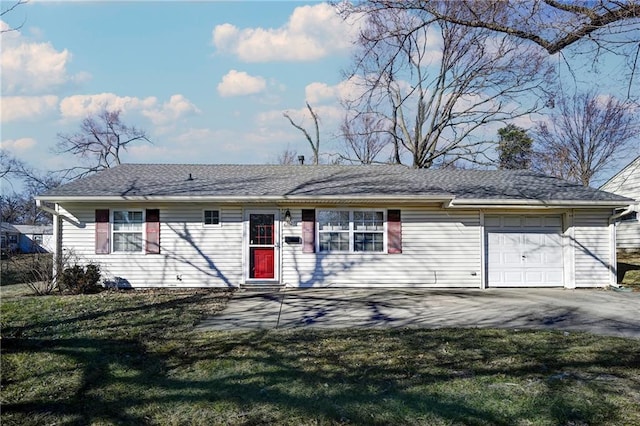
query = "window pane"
(113, 233, 143, 252)
(354, 211, 384, 231)
(113, 210, 143, 231)
(204, 210, 220, 225)
(319, 232, 350, 252)
(354, 232, 384, 252)
(318, 210, 349, 230)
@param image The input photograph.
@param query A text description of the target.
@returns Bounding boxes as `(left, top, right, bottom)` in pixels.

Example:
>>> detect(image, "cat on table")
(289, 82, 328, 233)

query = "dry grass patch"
(618, 250, 640, 291)
(2, 290, 639, 425)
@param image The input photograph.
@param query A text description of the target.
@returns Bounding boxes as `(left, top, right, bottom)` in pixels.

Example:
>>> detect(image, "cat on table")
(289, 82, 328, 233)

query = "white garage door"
(486, 215, 564, 287)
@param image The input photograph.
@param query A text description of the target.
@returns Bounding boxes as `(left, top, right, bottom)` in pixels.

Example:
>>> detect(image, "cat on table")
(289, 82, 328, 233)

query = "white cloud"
(1, 137, 37, 152)
(0, 95, 59, 122)
(142, 94, 200, 125)
(59, 93, 158, 119)
(0, 20, 89, 95)
(305, 76, 368, 104)
(212, 3, 357, 62)
(217, 70, 266, 97)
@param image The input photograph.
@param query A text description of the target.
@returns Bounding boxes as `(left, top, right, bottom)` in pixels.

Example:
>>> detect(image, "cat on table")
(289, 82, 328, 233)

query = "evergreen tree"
(497, 125, 533, 170)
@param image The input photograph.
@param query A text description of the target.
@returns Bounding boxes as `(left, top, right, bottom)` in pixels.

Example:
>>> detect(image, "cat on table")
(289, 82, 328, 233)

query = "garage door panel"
(504, 252, 523, 265)
(486, 215, 564, 287)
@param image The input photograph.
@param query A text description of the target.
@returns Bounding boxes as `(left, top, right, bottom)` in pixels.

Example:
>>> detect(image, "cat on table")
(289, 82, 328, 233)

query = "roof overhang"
(35, 194, 456, 205)
(446, 199, 631, 209)
(35, 195, 631, 209)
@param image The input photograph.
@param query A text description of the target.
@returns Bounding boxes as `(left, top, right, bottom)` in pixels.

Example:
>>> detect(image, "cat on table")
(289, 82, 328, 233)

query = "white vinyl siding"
(572, 209, 614, 287)
(282, 207, 482, 288)
(616, 221, 640, 250)
(56, 203, 618, 289)
(58, 203, 242, 288)
(601, 156, 640, 250)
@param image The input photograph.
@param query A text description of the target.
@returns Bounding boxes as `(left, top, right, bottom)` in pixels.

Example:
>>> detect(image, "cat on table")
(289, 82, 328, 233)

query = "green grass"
(2, 291, 639, 425)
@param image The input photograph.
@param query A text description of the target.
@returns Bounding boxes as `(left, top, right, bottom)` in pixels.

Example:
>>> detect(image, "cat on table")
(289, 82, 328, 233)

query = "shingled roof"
(37, 164, 631, 205)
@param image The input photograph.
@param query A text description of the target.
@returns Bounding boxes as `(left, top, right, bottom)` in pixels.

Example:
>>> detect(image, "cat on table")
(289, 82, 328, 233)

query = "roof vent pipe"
(298, 155, 304, 165)
(187, 173, 194, 181)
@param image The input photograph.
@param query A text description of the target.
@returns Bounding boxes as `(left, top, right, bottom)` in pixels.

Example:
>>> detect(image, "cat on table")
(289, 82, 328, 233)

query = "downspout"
(35, 200, 62, 285)
(607, 203, 639, 288)
(608, 204, 638, 224)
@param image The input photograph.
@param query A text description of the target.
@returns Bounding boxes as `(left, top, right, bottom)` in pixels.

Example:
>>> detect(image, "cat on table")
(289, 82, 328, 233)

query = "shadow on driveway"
(196, 288, 640, 338)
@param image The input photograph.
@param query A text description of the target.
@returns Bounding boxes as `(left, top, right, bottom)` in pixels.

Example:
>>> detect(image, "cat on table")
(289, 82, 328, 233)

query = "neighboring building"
(600, 156, 640, 251)
(36, 164, 632, 289)
(1, 223, 20, 254)
(0, 223, 53, 254)
(13, 225, 54, 253)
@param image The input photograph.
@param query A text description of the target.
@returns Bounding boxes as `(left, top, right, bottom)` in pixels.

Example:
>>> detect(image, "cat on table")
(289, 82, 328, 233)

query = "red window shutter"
(387, 209, 402, 254)
(301, 209, 315, 253)
(95, 209, 110, 254)
(146, 209, 160, 254)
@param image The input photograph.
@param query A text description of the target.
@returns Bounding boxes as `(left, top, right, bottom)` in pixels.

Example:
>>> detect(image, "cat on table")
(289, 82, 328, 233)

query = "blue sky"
(1, 1, 638, 189)
(1, 1, 356, 175)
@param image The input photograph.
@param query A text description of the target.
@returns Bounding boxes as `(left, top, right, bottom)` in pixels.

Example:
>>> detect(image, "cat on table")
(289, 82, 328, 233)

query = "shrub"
(59, 263, 102, 294)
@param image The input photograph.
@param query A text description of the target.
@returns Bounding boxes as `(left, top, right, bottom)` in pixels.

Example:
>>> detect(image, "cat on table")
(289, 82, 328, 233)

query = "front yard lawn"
(2, 291, 639, 425)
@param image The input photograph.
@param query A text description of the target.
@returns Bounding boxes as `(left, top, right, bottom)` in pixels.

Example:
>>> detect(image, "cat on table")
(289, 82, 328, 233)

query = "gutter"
(608, 202, 639, 224)
(35, 199, 58, 216)
(35, 194, 457, 205)
(446, 199, 632, 209)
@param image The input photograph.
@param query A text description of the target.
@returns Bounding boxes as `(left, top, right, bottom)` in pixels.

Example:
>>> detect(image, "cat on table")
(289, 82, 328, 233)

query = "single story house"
(12, 224, 54, 253)
(1, 223, 53, 254)
(600, 155, 640, 251)
(36, 164, 632, 289)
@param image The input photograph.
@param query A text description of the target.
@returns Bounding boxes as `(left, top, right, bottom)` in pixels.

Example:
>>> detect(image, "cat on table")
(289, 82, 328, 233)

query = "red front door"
(249, 213, 275, 279)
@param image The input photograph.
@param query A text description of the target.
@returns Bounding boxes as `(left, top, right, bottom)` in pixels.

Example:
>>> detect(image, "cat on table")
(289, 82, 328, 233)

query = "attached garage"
(485, 215, 564, 287)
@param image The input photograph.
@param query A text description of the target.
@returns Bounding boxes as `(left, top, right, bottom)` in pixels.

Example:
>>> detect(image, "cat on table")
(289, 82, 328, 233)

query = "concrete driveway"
(196, 288, 640, 338)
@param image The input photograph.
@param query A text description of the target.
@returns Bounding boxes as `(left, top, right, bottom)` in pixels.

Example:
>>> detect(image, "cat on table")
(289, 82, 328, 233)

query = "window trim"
(316, 208, 387, 254)
(112, 209, 145, 253)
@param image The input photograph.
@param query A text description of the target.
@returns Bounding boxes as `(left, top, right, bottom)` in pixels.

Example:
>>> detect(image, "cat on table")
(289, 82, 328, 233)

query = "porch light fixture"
(284, 209, 292, 225)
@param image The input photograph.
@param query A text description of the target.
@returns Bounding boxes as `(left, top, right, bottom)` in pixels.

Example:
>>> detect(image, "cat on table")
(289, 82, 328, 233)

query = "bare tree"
(0, 149, 25, 181)
(353, 1, 640, 96)
(342, 4, 554, 168)
(533, 90, 639, 186)
(339, 112, 391, 164)
(275, 146, 299, 165)
(1, 0, 28, 33)
(283, 102, 320, 165)
(56, 109, 150, 179)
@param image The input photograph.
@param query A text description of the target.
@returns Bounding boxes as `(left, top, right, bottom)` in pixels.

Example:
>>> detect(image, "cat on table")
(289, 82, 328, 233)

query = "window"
(113, 210, 143, 252)
(353, 211, 384, 252)
(318, 210, 350, 252)
(317, 210, 385, 253)
(8, 234, 17, 244)
(204, 210, 220, 226)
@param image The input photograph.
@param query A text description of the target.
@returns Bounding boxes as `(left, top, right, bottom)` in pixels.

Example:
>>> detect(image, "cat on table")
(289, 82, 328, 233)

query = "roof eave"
(35, 194, 456, 205)
(447, 199, 630, 208)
